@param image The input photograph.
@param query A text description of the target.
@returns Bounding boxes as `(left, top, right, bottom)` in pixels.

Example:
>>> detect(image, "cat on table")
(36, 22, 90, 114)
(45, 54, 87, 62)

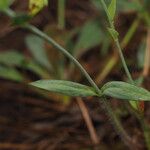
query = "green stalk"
(141, 118, 150, 150)
(26, 24, 132, 146)
(125, 102, 150, 150)
(58, 0, 66, 29)
(115, 39, 134, 84)
(100, 1, 150, 149)
(96, 18, 140, 84)
(4, 8, 132, 147)
(25, 24, 100, 93)
(100, 0, 133, 84)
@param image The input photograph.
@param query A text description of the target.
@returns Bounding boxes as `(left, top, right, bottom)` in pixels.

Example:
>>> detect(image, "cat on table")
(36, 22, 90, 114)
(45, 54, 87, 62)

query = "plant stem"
(115, 39, 134, 84)
(100, 1, 150, 149)
(5, 9, 100, 92)
(100, 0, 113, 27)
(125, 102, 150, 150)
(25, 24, 101, 93)
(100, 0, 134, 84)
(58, 0, 66, 29)
(142, 120, 150, 150)
(96, 18, 139, 84)
(101, 98, 131, 145)
(4, 8, 132, 147)
(25, 24, 132, 146)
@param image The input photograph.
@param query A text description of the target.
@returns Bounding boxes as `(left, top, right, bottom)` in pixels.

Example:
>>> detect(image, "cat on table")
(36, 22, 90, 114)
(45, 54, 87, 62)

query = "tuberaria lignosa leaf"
(30, 80, 98, 97)
(102, 81, 150, 101)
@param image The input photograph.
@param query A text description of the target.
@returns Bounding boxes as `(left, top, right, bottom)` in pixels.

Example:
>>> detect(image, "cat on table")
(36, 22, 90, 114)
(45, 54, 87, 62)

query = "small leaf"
(0, 51, 25, 66)
(30, 80, 97, 97)
(108, 28, 119, 40)
(25, 61, 51, 78)
(74, 20, 103, 57)
(0, 66, 23, 82)
(0, 50, 50, 78)
(29, 0, 48, 16)
(108, 0, 117, 21)
(101, 81, 150, 101)
(129, 101, 139, 111)
(25, 34, 52, 71)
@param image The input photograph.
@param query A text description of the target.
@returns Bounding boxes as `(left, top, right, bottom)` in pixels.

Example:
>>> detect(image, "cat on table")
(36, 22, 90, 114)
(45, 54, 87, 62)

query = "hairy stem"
(26, 24, 132, 146)
(100, 1, 150, 149)
(96, 18, 139, 84)
(100, 0, 133, 83)
(5, 8, 132, 147)
(25, 24, 101, 93)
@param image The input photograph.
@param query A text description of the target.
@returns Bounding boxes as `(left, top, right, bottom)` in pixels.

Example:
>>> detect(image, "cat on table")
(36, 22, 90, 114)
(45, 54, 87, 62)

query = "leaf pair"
(30, 80, 150, 101)
(0, 50, 51, 80)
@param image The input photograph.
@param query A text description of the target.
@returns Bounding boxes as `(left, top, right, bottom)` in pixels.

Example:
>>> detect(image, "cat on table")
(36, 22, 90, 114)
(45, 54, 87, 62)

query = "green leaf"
(74, 20, 103, 57)
(29, 0, 48, 16)
(108, 0, 117, 21)
(0, 50, 51, 78)
(108, 28, 119, 40)
(129, 101, 139, 110)
(0, 66, 23, 82)
(24, 61, 51, 79)
(0, 0, 13, 11)
(101, 81, 150, 101)
(25, 34, 52, 71)
(0, 51, 25, 66)
(30, 80, 97, 97)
